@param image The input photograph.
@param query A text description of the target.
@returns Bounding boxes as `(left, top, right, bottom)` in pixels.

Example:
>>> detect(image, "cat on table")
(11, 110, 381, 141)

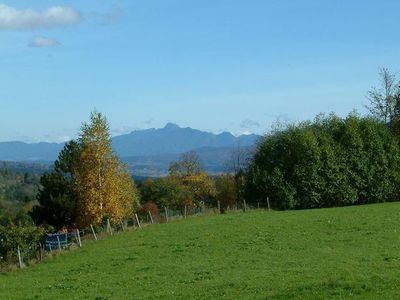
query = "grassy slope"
(1, 203, 400, 299)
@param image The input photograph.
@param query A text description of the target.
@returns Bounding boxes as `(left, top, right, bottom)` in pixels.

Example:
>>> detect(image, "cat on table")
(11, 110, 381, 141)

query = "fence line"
(4, 202, 270, 270)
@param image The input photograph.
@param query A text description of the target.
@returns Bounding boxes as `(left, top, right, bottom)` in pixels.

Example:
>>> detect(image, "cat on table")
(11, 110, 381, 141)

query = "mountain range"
(0, 123, 261, 176)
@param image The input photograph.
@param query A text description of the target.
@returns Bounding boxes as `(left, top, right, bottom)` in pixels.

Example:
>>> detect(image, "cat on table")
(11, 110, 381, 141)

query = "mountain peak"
(164, 123, 180, 130)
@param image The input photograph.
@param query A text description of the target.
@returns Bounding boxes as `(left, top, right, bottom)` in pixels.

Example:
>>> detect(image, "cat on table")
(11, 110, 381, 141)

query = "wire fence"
(2, 200, 270, 271)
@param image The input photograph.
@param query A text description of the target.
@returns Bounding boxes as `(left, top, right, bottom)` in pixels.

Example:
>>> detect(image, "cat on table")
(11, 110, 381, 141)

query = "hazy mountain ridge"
(0, 124, 261, 175)
(112, 123, 259, 156)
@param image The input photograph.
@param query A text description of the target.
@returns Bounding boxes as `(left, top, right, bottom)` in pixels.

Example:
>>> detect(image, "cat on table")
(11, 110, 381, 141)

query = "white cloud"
(0, 4, 81, 30)
(28, 36, 60, 47)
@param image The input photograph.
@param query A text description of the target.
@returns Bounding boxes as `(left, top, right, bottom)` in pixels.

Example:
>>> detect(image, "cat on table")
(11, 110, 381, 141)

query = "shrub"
(139, 201, 159, 217)
(0, 225, 45, 265)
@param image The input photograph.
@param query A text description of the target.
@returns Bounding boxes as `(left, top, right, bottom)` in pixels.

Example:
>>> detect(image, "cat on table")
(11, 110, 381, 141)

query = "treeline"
(245, 113, 400, 209)
(245, 68, 400, 209)
(138, 151, 240, 213)
(0, 166, 41, 227)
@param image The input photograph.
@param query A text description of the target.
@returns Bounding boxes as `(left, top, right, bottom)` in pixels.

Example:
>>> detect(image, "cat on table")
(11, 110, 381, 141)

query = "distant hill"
(0, 142, 64, 161)
(0, 123, 260, 176)
(112, 123, 259, 157)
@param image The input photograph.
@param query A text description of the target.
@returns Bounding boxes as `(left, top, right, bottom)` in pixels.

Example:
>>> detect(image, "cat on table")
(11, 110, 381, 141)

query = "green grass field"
(1, 203, 400, 299)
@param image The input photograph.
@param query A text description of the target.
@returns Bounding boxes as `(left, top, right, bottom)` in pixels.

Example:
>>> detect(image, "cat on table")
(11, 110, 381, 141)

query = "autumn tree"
(74, 112, 139, 226)
(215, 175, 238, 211)
(169, 151, 215, 207)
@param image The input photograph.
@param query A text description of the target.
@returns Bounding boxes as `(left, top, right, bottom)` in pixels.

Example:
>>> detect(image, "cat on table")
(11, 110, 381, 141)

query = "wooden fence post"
(76, 229, 82, 247)
(164, 207, 169, 222)
(107, 219, 113, 235)
(184, 205, 187, 219)
(148, 211, 154, 224)
(17, 246, 23, 268)
(243, 200, 247, 212)
(135, 213, 141, 228)
(217, 200, 221, 213)
(39, 243, 43, 261)
(56, 235, 62, 252)
(267, 197, 271, 211)
(257, 202, 260, 209)
(90, 224, 98, 240)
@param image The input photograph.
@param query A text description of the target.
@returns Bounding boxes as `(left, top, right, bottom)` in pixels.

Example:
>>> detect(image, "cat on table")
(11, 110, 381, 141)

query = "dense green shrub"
(245, 113, 400, 209)
(0, 225, 45, 264)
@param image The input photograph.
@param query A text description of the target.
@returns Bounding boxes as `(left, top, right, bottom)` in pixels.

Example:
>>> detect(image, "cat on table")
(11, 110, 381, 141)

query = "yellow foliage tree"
(74, 111, 139, 226)
(181, 172, 216, 206)
(169, 151, 216, 207)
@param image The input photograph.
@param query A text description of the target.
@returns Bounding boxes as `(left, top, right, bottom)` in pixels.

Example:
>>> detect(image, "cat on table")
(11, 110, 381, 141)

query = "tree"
(30, 141, 80, 228)
(140, 177, 189, 210)
(215, 175, 238, 211)
(245, 113, 400, 210)
(366, 68, 400, 128)
(168, 151, 215, 207)
(169, 151, 203, 177)
(74, 112, 139, 226)
(225, 143, 252, 202)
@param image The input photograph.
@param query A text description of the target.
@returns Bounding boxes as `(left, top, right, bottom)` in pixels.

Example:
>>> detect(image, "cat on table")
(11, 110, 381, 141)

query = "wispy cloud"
(0, 4, 81, 30)
(111, 126, 138, 136)
(143, 118, 154, 125)
(28, 36, 60, 48)
(240, 119, 260, 129)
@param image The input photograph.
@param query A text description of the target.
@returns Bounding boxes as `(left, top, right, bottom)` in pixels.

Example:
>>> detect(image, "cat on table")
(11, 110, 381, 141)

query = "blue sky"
(0, 0, 399, 142)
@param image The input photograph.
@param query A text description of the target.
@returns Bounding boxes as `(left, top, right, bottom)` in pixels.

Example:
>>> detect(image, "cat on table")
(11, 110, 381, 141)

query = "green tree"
(245, 113, 400, 210)
(30, 141, 80, 228)
(140, 177, 189, 210)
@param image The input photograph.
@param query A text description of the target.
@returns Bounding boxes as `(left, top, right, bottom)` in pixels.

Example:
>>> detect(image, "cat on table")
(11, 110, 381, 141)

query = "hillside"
(1, 203, 399, 299)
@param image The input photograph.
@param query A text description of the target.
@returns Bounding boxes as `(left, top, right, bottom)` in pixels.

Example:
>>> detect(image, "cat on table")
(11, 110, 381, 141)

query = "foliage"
(138, 201, 159, 217)
(140, 177, 189, 210)
(31, 112, 139, 228)
(1, 203, 400, 298)
(75, 112, 139, 226)
(180, 172, 216, 206)
(30, 141, 80, 228)
(168, 152, 216, 207)
(0, 165, 39, 205)
(0, 224, 45, 264)
(168, 151, 204, 177)
(366, 68, 400, 127)
(140, 154, 216, 209)
(245, 113, 400, 209)
(214, 174, 238, 211)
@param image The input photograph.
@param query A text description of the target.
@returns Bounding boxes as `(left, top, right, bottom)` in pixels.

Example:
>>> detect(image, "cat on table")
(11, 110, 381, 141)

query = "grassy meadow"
(1, 203, 400, 299)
